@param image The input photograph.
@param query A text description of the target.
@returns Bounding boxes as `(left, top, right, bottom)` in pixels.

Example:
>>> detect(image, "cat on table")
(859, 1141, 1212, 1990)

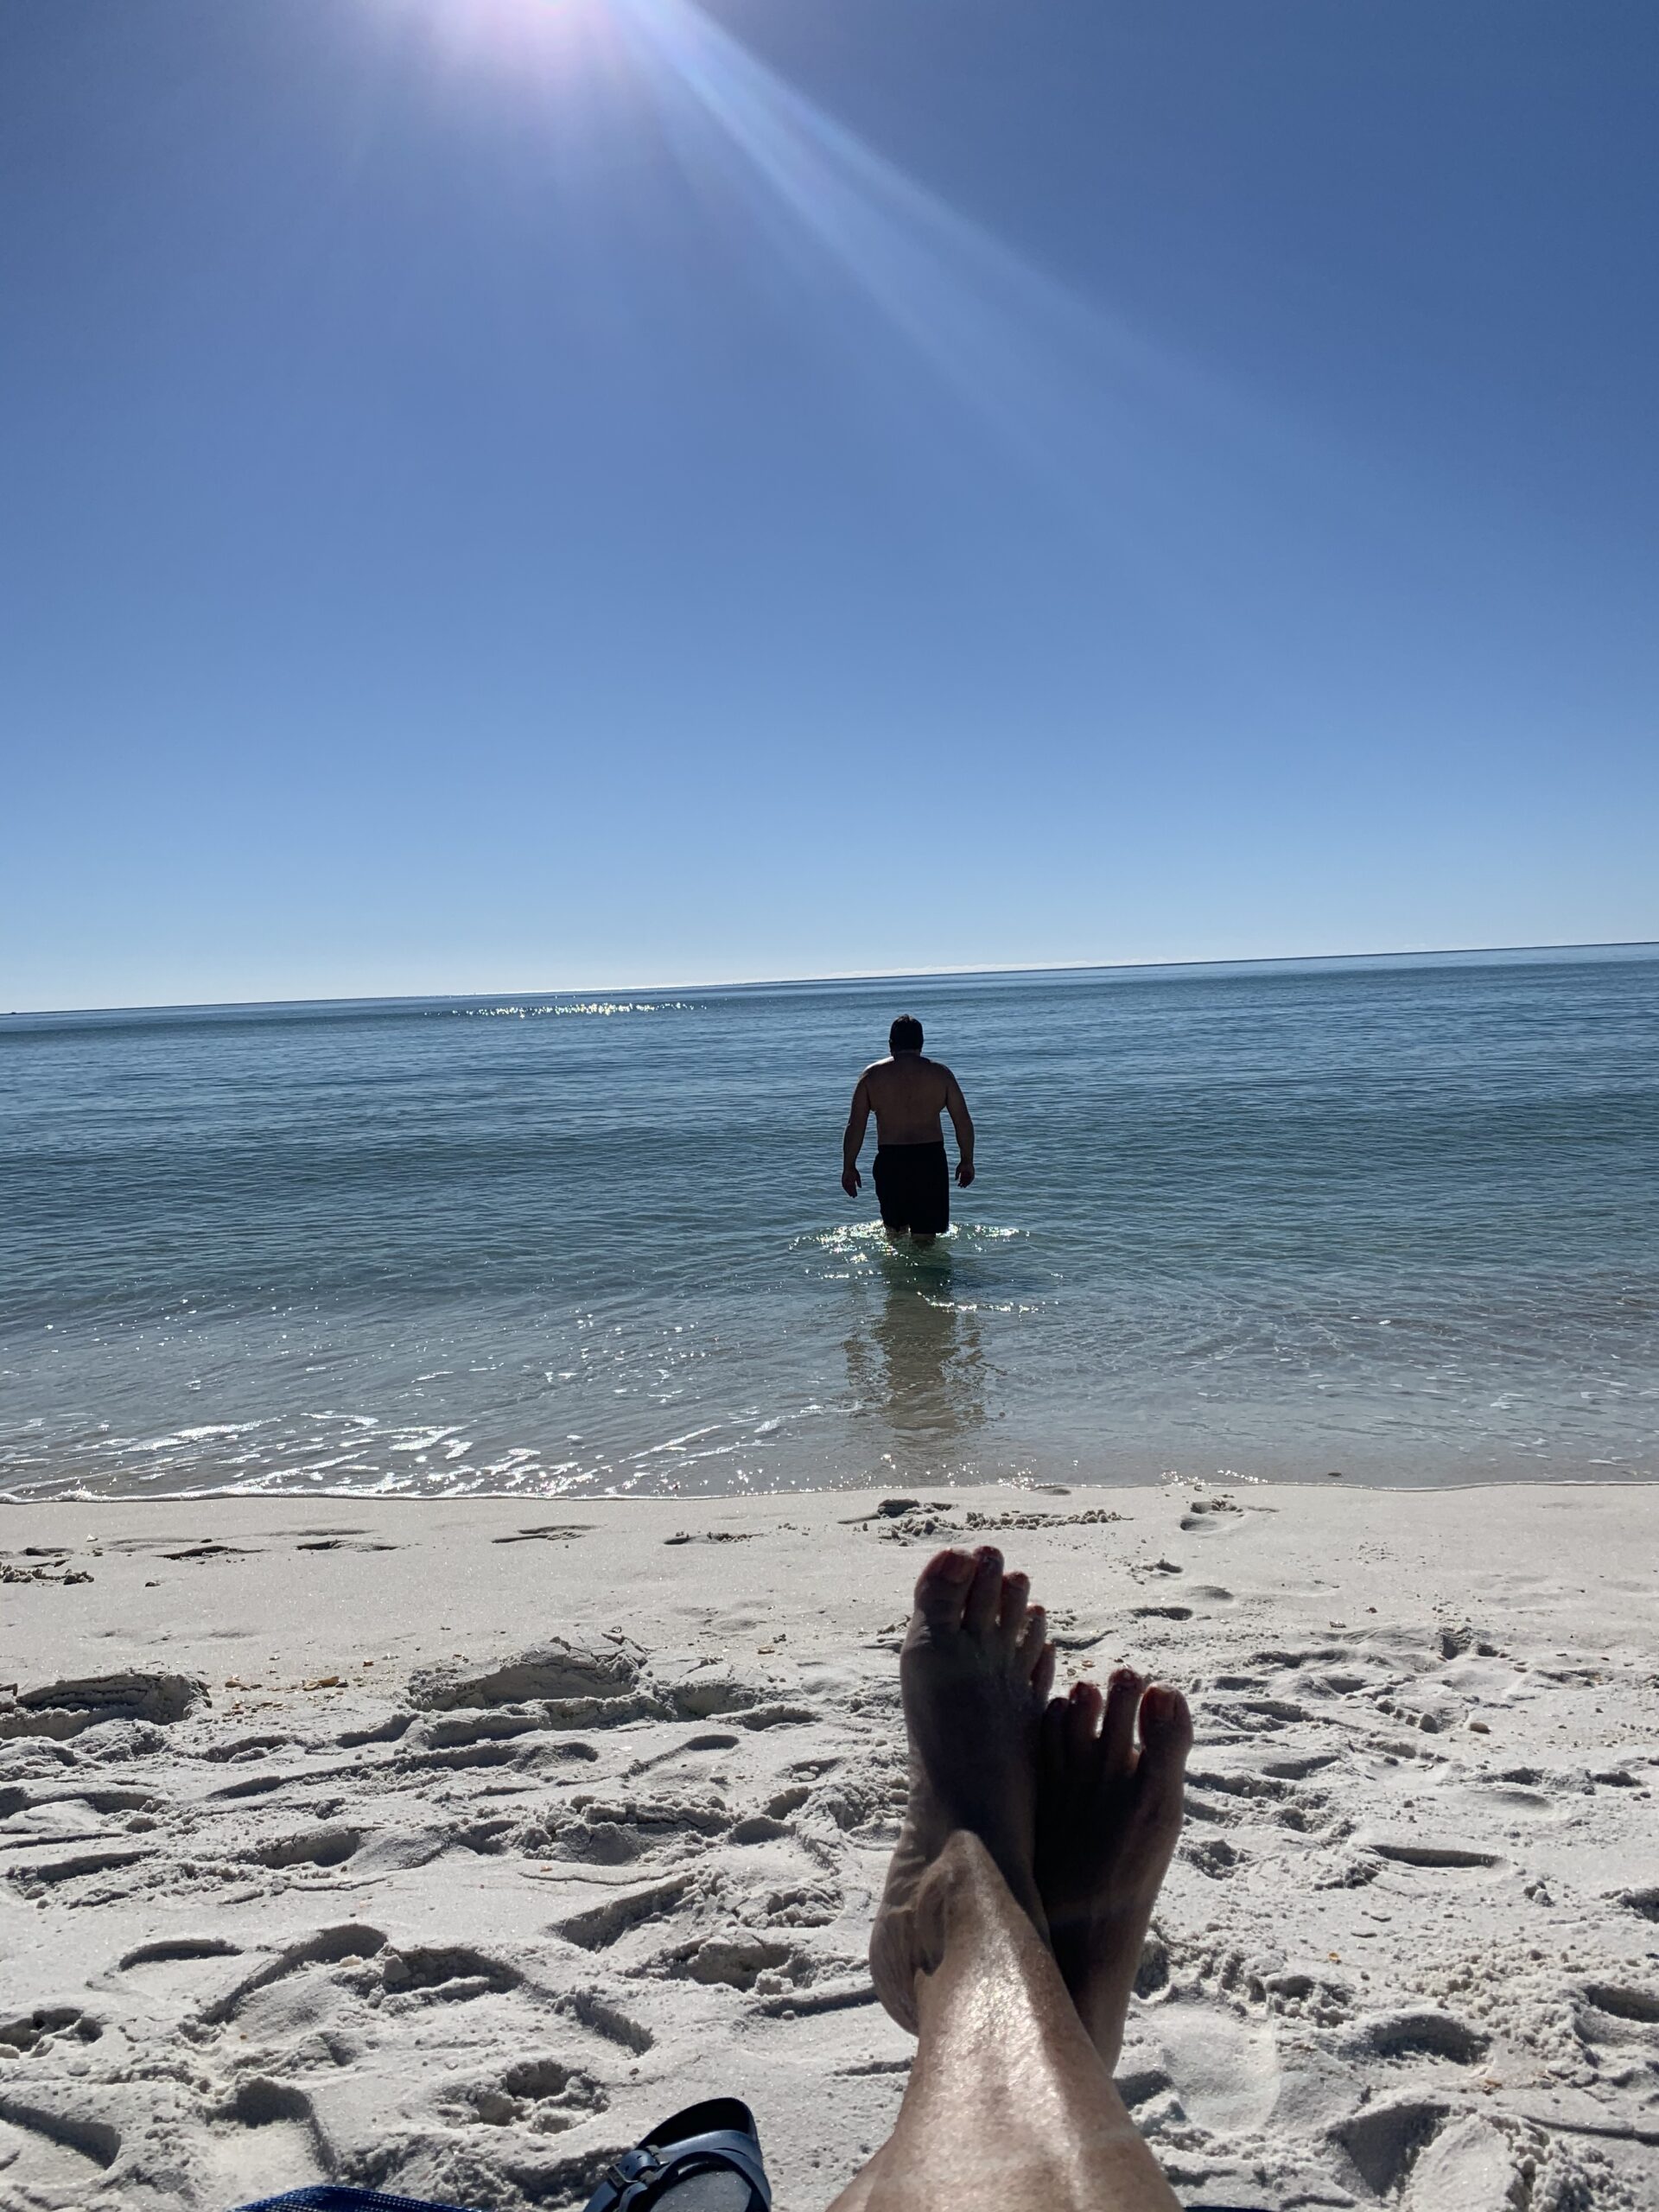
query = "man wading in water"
(842, 1015, 975, 1244)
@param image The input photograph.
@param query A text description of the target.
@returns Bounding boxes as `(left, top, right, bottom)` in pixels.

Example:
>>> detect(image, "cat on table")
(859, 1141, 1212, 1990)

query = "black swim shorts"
(872, 1141, 950, 1236)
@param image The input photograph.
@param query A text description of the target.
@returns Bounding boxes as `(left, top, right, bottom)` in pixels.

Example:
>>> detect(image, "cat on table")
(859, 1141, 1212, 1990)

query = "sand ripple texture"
(1, 1484, 1657, 2209)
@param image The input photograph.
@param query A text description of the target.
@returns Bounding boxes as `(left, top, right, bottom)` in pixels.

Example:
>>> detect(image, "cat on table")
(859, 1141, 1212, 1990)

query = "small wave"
(133, 1422, 262, 1452)
(793, 1219, 1029, 1257)
(632, 1423, 725, 1458)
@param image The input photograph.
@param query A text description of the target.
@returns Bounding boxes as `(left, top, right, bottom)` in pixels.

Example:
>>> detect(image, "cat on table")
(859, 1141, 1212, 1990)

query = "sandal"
(582, 2097, 771, 2212)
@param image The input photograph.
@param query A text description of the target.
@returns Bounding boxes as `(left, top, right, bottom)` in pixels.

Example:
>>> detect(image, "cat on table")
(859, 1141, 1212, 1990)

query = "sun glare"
(386, 0, 622, 83)
(372, 0, 1308, 637)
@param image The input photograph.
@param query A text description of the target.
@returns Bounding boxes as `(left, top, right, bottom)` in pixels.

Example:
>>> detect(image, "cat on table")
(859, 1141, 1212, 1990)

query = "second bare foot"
(869, 1547, 1055, 2030)
(1036, 1669, 1192, 2072)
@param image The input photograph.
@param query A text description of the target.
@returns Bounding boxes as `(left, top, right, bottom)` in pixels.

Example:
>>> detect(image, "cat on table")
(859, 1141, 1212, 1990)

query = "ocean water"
(3, 950, 1656, 1503)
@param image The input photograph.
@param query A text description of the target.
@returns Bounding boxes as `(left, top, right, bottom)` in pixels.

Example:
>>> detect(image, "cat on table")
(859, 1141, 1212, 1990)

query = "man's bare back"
(842, 1017, 974, 1241)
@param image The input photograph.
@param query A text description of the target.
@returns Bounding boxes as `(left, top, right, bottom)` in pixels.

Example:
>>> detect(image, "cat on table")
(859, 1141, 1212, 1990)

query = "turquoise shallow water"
(2, 949, 1656, 1500)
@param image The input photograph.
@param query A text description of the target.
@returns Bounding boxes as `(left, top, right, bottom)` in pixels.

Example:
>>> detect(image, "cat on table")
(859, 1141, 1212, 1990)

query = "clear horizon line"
(7, 935, 1656, 1022)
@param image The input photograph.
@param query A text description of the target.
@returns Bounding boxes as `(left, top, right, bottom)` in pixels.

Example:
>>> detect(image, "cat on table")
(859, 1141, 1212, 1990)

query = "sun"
(382, 0, 623, 85)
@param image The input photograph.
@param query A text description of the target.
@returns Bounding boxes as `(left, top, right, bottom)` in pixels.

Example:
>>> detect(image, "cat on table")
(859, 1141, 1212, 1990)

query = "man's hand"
(955, 1160, 975, 1188)
(842, 1076, 871, 1204)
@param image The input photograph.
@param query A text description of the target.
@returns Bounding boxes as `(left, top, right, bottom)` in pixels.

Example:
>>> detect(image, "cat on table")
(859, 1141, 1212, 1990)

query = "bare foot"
(1035, 1669, 1192, 2072)
(870, 1547, 1056, 2031)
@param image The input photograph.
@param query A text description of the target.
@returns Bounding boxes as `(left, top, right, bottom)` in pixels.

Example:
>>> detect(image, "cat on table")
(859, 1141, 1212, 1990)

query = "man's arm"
(842, 1075, 872, 1198)
(944, 1068, 975, 1186)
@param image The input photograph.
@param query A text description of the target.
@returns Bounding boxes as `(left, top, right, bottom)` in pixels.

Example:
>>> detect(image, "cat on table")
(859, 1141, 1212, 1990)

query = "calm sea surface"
(3, 950, 1656, 1502)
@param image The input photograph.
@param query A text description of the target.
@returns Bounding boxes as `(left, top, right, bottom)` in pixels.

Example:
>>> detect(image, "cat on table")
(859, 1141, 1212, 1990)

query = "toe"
(1032, 1639, 1057, 1703)
(912, 1548, 977, 1631)
(1040, 1694, 1069, 1779)
(1018, 1603, 1048, 1674)
(998, 1570, 1030, 1649)
(1100, 1667, 1143, 1778)
(1065, 1679, 1103, 1758)
(962, 1546, 1004, 1634)
(1137, 1684, 1194, 1813)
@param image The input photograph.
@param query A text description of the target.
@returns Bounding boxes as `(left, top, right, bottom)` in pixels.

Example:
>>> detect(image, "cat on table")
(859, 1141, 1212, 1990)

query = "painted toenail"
(936, 1552, 976, 1580)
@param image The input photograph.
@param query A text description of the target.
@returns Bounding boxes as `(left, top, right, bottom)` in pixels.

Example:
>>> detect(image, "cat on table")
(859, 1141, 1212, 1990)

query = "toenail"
(974, 1546, 1002, 1566)
(1110, 1667, 1141, 1690)
(936, 1551, 976, 1580)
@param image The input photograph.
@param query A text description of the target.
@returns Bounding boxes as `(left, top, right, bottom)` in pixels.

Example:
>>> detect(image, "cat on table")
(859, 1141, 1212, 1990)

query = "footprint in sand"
(1367, 1841, 1501, 1872)
(289, 1529, 401, 1553)
(336, 1710, 414, 1747)
(1, 1670, 207, 1739)
(1262, 1752, 1339, 1780)
(116, 1937, 244, 2000)
(1178, 1497, 1245, 1535)
(250, 1823, 362, 1872)
(556, 1989, 653, 2053)
(405, 1640, 654, 1738)
(665, 1932, 801, 1992)
(380, 1944, 521, 2001)
(543, 1794, 730, 1866)
(206, 1731, 295, 1764)
(1183, 1837, 1245, 1879)
(491, 1524, 594, 1545)
(7, 1844, 152, 1898)
(456, 2056, 609, 2131)
(1399, 2115, 1563, 2212)
(1347, 2008, 1490, 2063)
(555, 1875, 693, 1952)
(200, 1922, 388, 2028)
(416, 1711, 546, 1749)
(222, 2075, 320, 2131)
(0, 2089, 121, 2172)
(1332, 2097, 1450, 2196)
(0, 2006, 101, 2054)
(1144, 1999, 1281, 2135)
(1574, 1981, 1659, 2051)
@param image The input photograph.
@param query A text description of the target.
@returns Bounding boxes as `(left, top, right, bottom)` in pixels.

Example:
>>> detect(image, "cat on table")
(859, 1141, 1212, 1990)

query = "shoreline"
(3, 1482, 1657, 2208)
(7, 1466, 1659, 1513)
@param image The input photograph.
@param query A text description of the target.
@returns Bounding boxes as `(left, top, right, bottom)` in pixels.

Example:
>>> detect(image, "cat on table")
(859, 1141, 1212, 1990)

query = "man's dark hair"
(889, 1014, 924, 1054)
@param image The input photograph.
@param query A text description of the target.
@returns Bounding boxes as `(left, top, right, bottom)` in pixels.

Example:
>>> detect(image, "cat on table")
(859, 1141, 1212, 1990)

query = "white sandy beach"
(3, 1480, 1657, 2210)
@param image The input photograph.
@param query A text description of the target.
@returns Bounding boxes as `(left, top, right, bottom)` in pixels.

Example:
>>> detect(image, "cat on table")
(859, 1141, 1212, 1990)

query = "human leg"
(846, 1547, 1189, 2212)
(830, 1829, 1181, 2212)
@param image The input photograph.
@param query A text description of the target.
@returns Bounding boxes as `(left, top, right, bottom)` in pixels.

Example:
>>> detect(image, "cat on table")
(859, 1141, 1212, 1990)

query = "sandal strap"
(584, 2125, 770, 2211)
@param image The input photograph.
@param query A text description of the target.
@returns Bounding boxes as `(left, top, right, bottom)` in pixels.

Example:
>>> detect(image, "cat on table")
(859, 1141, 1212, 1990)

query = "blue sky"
(4, 0, 1656, 1010)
